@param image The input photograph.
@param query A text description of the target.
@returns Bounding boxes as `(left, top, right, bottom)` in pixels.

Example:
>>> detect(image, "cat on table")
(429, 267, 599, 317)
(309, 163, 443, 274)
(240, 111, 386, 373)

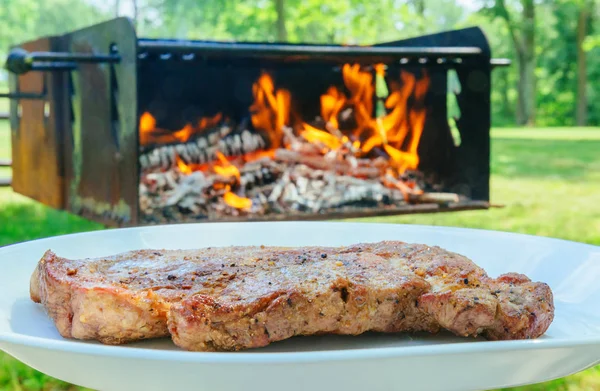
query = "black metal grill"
(2, 17, 508, 226)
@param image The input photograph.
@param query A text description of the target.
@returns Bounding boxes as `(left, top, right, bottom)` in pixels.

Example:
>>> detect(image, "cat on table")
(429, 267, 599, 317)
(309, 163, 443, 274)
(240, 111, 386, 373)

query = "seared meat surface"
(30, 241, 554, 350)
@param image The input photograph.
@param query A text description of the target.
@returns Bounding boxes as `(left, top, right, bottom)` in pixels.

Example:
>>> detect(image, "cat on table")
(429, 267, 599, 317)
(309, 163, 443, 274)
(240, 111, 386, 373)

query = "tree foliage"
(1, 0, 599, 127)
(0, 0, 109, 58)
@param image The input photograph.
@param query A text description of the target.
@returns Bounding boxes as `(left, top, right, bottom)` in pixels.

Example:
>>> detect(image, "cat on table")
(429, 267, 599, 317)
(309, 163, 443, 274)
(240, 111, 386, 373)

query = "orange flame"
(405, 74, 430, 168)
(374, 63, 386, 77)
(320, 86, 346, 129)
(358, 135, 377, 154)
(175, 154, 209, 174)
(344, 70, 429, 173)
(300, 124, 343, 150)
(148, 64, 431, 191)
(343, 64, 373, 116)
(224, 191, 252, 210)
(139, 112, 222, 146)
(140, 112, 156, 133)
(384, 144, 419, 173)
(198, 113, 223, 130)
(342, 64, 375, 137)
(250, 73, 291, 149)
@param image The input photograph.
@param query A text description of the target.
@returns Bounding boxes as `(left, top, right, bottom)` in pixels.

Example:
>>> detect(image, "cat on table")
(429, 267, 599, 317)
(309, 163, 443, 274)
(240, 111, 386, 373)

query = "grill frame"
(4, 17, 503, 226)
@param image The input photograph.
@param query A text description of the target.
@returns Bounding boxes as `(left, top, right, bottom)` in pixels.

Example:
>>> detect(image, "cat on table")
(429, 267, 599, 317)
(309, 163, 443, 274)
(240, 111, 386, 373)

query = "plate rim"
(1, 221, 599, 252)
(3, 330, 600, 365)
(1, 221, 599, 364)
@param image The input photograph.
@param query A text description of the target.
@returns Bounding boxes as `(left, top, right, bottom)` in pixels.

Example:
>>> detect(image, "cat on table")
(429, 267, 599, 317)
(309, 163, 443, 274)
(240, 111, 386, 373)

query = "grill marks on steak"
(30, 242, 554, 350)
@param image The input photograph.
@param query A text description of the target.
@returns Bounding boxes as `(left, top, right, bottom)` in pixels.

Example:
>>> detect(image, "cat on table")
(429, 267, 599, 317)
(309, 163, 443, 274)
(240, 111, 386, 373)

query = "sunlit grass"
(491, 127, 600, 140)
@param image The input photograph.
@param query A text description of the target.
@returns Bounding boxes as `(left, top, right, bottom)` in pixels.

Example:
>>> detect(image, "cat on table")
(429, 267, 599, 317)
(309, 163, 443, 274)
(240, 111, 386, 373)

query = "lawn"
(1, 122, 599, 390)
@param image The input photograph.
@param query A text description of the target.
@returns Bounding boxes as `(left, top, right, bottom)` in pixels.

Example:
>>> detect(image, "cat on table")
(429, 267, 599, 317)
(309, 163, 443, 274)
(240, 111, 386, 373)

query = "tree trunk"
(499, 69, 512, 120)
(274, 0, 288, 42)
(414, 0, 425, 17)
(520, 0, 535, 126)
(414, 0, 426, 34)
(576, 2, 591, 126)
(496, 0, 536, 126)
(115, 0, 120, 17)
(134, 0, 139, 28)
(516, 52, 535, 126)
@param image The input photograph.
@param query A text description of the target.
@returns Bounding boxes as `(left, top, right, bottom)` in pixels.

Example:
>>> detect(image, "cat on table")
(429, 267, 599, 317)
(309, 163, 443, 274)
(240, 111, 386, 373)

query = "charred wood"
(274, 149, 381, 179)
(410, 192, 460, 204)
(139, 128, 266, 171)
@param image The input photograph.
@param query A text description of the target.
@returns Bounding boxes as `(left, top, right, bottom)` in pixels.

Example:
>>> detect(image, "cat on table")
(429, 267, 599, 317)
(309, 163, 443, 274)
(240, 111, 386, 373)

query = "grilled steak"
(30, 241, 554, 351)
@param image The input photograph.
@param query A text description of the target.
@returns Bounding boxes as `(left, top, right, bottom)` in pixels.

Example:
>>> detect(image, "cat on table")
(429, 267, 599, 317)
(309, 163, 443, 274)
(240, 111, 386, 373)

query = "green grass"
(344, 127, 600, 246)
(491, 127, 600, 140)
(0, 82, 8, 116)
(0, 122, 8, 156)
(0, 119, 10, 180)
(1, 122, 600, 390)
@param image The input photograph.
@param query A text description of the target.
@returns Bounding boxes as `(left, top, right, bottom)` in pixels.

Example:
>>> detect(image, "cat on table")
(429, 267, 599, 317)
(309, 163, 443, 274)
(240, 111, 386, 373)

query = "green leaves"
(3, 0, 600, 126)
(0, 0, 109, 60)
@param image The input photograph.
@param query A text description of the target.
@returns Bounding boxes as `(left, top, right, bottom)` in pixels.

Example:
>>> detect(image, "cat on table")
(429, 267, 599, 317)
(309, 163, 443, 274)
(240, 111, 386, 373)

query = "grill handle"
(4, 47, 121, 75)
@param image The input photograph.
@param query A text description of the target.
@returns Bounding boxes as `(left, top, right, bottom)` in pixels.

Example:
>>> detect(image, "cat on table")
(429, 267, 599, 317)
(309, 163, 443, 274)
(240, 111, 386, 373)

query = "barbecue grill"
(2, 17, 508, 226)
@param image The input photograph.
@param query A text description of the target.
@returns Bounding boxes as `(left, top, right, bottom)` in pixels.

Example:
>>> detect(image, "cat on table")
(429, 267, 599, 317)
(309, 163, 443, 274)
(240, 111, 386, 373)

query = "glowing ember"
(214, 152, 241, 180)
(241, 149, 277, 162)
(175, 154, 208, 174)
(176, 155, 192, 175)
(223, 191, 252, 210)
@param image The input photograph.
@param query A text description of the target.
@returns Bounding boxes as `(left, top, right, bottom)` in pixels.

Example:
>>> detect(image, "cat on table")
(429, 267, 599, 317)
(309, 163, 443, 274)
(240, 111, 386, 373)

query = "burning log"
(274, 149, 381, 179)
(139, 128, 266, 171)
(218, 130, 267, 157)
(324, 122, 345, 140)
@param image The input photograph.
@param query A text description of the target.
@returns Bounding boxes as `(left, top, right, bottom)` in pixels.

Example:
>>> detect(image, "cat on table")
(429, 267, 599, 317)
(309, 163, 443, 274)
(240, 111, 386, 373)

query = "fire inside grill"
(138, 65, 459, 222)
(4, 18, 501, 226)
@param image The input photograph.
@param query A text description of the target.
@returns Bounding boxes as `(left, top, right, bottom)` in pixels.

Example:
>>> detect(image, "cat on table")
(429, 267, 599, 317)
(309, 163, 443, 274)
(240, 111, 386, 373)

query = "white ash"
(138, 127, 455, 223)
(140, 154, 408, 222)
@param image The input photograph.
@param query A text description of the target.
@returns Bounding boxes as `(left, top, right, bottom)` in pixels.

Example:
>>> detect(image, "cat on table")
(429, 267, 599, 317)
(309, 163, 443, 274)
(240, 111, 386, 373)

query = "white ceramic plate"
(1, 222, 600, 391)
